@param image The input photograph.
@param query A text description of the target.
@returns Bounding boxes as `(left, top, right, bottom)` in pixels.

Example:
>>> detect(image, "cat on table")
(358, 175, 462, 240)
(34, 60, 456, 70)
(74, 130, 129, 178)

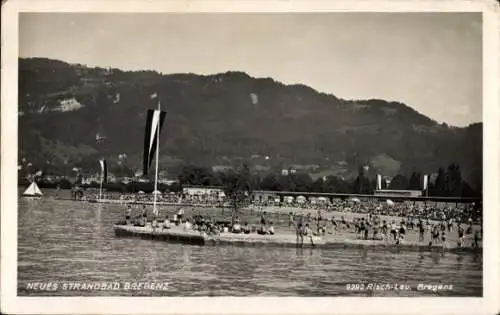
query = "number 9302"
(346, 283, 365, 291)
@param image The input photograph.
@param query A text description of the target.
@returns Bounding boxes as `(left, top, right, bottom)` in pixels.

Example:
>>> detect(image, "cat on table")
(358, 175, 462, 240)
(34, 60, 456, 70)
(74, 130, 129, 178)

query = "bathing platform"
(113, 224, 481, 253)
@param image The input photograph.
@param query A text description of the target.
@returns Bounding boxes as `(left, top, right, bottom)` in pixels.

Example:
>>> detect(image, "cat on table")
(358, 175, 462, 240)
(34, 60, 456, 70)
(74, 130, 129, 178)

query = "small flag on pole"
(99, 159, 107, 183)
(150, 92, 158, 99)
(385, 177, 391, 188)
(143, 109, 167, 176)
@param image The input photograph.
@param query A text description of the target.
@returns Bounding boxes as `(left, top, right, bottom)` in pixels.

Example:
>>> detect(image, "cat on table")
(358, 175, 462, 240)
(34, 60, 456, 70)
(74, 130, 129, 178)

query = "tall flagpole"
(153, 99, 160, 213)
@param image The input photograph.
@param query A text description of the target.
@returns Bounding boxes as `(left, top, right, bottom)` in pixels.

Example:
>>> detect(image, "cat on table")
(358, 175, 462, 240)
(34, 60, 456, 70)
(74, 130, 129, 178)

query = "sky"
(19, 13, 482, 126)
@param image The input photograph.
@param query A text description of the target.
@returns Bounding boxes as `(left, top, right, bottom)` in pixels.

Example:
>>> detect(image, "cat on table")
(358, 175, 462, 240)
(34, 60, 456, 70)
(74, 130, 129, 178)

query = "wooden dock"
(113, 224, 481, 253)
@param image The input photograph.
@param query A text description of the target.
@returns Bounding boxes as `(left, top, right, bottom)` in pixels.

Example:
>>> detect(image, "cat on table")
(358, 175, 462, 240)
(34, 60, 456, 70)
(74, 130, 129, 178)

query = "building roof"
(183, 185, 225, 189)
(252, 190, 479, 203)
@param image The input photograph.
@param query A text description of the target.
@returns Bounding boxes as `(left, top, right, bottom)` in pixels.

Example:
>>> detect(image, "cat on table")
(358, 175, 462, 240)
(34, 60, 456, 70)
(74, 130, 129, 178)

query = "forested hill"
(18, 57, 482, 190)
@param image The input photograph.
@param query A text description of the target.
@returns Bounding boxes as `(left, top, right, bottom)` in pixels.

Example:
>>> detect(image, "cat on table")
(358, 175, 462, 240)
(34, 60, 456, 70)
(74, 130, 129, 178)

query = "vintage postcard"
(1, 0, 499, 314)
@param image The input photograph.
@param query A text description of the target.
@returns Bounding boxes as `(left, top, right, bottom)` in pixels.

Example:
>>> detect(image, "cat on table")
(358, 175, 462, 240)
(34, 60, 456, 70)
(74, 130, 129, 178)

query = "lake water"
(17, 190, 482, 296)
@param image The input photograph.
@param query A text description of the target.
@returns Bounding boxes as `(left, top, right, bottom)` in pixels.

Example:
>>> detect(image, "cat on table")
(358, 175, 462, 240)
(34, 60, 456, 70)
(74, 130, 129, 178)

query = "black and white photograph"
(2, 0, 499, 314)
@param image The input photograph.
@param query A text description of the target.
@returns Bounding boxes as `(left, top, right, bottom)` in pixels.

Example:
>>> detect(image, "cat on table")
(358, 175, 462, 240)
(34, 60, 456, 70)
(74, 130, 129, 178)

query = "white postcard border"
(2, 0, 499, 314)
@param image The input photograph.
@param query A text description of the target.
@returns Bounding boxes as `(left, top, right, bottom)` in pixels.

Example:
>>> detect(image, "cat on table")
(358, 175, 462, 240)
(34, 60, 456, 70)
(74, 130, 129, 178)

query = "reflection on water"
(17, 191, 482, 296)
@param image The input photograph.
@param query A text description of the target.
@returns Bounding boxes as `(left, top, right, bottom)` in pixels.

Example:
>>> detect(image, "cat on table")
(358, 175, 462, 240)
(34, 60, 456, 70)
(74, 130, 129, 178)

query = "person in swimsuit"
(399, 223, 406, 241)
(419, 221, 425, 242)
(303, 224, 315, 247)
(260, 212, 267, 226)
(457, 225, 464, 247)
(139, 206, 147, 226)
(177, 207, 184, 221)
(372, 223, 379, 240)
(381, 221, 388, 239)
(125, 206, 132, 223)
(288, 212, 294, 230)
(431, 226, 439, 245)
(390, 221, 397, 241)
(441, 231, 447, 246)
(296, 222, 304, 246)
(268, 222, 275, 235)
(473, 230, 480, 248)
(466, 224, 473, 235)
(331, 217, 338, 229)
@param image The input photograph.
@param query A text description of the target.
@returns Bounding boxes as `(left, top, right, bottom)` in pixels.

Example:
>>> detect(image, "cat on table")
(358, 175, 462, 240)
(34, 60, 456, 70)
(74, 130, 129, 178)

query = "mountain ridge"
(18, 57, 482, 190)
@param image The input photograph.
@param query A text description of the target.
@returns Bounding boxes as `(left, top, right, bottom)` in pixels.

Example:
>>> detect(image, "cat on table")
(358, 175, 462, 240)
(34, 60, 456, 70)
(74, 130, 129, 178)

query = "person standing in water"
(473, 230, 480, 248)
(296, 220, 304, 247)
(418, 219, 425, 242)
(288, 212, 294, 231)
(457, 224, 465, 247)
(152, 205, 159, 228)
(177, 207, 184, 222)
(303, 224, 315, 247)
(139, 205, 147, 226)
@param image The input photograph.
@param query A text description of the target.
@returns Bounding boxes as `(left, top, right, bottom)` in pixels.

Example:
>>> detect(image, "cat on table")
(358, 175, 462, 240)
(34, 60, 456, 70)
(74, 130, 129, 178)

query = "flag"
(34, 170, 43, 177)
(99, 159, 107, 183)
(143, 109, 167, 175)
(150, 93, 158, 99)
(96, 133, 106, 142)
(423, 174, 428, 190)
(113, 93, 120, 104)
(376, 174, 382, 190)
(385, 177, 391, 188)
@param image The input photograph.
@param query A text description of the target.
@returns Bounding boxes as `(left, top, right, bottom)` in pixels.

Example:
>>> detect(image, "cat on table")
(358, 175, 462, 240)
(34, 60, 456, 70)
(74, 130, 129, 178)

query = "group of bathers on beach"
(121, 205, 482, 248)
(285, 210, 482, 248)
(121, 205, 278, 236)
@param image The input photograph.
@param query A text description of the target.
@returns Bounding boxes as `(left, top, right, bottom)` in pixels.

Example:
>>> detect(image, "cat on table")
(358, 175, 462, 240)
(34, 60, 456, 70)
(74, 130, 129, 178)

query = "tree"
(290, 173, 313, 192)
(352, 166, 371, 194)
(324, 175, 351, 193)
(432, 167, 447, 196)
(260, 173, 279, 191)
(407, 171, 422, 190)
(447, 163, 463, 197)
(222, 163, 253, 225)
(312, 177, 327, 193)
(177, 165, 217, 186)
(390, 174, 409, 190)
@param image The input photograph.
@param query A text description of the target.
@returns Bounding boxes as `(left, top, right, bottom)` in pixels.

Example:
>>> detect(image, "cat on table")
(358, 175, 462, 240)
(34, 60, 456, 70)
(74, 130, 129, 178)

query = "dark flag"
(143, 109, 167, 176)
(99, 159, 107, 183)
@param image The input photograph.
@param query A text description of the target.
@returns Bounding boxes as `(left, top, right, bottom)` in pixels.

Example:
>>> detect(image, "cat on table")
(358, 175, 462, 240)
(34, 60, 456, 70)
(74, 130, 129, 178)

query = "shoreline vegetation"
(19, 161, 481, 199)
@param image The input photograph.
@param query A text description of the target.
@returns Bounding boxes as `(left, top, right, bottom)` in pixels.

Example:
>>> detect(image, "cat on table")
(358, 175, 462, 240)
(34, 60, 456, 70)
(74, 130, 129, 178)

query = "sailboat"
(22, 181, 43, 199)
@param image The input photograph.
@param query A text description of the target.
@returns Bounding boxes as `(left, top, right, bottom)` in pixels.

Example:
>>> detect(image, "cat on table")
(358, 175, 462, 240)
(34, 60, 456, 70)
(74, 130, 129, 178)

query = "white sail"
(33, 182, 43, 195)
(23, 182, 43, 197)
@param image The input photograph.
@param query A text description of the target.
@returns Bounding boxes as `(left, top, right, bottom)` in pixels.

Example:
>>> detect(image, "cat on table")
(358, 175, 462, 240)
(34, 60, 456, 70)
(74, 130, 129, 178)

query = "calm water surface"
(18, 190, 482, 296)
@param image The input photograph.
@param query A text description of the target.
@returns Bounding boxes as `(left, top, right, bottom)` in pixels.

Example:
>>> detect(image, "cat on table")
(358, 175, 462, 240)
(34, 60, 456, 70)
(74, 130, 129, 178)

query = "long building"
(251, 190, 480, 204)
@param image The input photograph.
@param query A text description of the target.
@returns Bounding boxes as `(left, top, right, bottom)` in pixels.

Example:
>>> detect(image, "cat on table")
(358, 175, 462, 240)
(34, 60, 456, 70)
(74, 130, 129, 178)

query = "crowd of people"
(251, 198, 482, 225)
(117, 205, 277, 237)
(90, 189, 482, 227)
(285, 209, 482, 248)
(116, 198, 482, 248)
(87, 191, 226, 207)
